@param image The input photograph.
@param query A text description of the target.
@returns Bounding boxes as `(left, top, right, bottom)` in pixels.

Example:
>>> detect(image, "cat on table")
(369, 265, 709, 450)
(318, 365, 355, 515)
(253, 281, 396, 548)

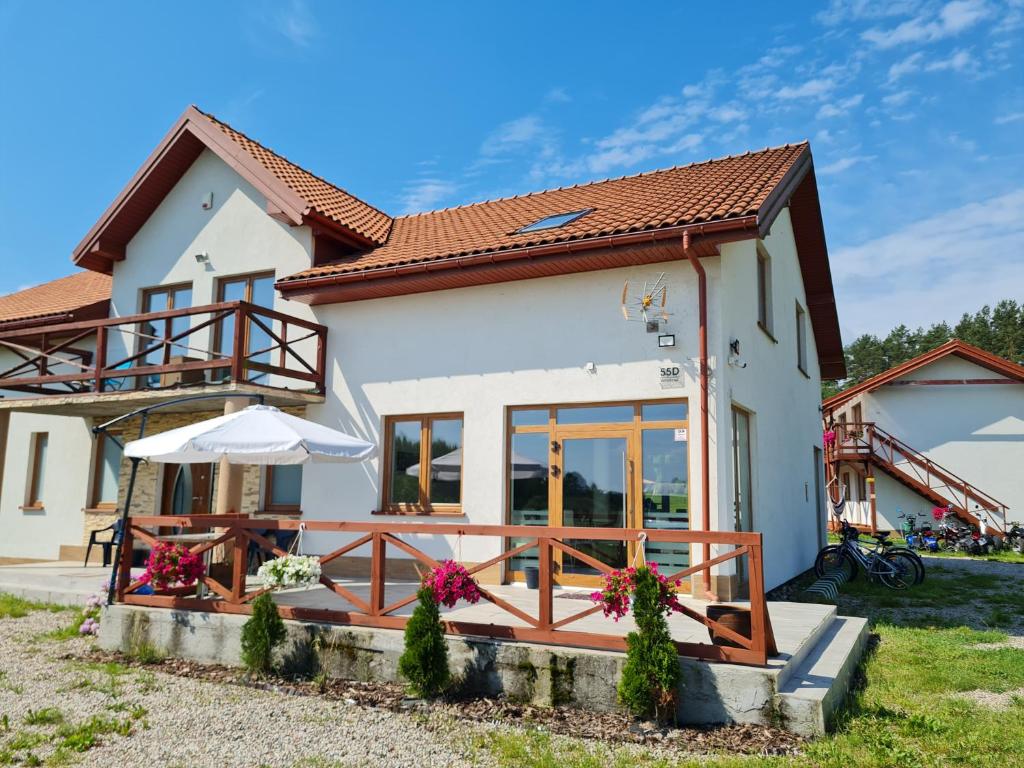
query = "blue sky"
(1, 1, 1021, 340)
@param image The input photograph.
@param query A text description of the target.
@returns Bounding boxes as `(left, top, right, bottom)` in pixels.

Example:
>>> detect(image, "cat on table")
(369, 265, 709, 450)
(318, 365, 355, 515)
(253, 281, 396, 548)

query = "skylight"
(515, 208, 593, 234)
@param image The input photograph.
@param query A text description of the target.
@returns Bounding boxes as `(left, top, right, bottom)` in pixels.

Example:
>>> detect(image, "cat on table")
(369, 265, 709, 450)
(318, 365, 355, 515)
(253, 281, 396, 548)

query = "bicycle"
(815, 516, 923, 589)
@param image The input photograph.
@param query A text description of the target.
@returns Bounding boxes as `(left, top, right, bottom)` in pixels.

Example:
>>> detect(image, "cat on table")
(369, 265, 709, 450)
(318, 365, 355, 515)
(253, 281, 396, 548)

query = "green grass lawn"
(475, 563, 1024, 768)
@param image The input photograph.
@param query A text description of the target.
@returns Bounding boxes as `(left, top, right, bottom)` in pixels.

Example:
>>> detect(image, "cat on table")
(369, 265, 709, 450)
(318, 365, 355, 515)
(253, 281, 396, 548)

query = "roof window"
(515, 208, 593, 234)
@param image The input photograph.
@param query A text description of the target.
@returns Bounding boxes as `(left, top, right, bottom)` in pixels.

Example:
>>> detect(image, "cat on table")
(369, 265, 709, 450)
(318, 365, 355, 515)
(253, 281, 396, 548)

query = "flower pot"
(706, 605, 751, 648)
(522, 566, 540, 590)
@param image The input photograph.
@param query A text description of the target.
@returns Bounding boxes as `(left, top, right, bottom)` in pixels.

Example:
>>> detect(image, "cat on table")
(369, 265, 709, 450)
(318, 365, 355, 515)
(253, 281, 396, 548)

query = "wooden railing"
(0, 301, 327, 396)
(115, 516, 779, 666)
(832, 421, 1009, 532)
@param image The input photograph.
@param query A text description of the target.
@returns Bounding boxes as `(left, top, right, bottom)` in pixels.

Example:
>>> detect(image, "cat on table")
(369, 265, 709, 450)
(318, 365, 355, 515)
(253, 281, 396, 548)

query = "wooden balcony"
(0, 301, 327, 415)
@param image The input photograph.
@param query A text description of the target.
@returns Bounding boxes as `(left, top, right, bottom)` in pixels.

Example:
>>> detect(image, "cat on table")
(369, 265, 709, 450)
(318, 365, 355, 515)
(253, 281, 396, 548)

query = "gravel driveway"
(0, 610, 483, 767)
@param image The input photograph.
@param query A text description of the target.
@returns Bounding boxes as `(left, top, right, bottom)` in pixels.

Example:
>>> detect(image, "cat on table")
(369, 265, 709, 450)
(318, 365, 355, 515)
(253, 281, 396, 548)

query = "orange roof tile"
(0, 272, 111, 325)
(279, 143, 808, 282)
(195, 108, 393, 245)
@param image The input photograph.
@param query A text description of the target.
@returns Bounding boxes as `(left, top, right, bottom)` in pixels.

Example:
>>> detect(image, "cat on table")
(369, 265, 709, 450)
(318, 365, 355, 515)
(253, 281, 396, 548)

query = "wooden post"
(230, 528, 246, 602)
(747, 537, 769, 665)
(39, 333, 48, 376)
(370, 532, 386, 615)
(867, 464, 877, 534)
(231, 306, 246, 383)
(538, 538, 553, 630)
(94, 326, 107, 393)
(116, 525, 133, 602)
(0, 411, 9, 505)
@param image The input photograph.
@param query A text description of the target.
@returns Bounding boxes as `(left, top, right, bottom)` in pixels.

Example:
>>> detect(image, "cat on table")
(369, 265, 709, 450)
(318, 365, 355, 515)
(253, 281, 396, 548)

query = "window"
(216, 272, 276, 384)
(381, 414, 463, 514)
(91, 434, 123, 507)
(841, 471, 852, 502)
(139, 284, 193, 388)
(856, 473, 867, 502)
(515, 209, 592, 234)
(756, 244, 773, 336)
(264, 465, 302, 514)
(796, 302, 808, 373)
(851, 403, 862, 425)
(25, 432, 48, 508)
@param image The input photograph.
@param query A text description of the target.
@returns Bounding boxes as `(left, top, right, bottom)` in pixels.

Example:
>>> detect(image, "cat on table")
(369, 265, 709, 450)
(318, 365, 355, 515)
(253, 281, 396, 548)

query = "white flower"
(256, 554, 322, 589)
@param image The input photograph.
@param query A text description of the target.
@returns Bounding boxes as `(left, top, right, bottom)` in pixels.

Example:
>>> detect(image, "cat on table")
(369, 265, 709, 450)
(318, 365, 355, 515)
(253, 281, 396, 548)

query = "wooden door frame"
(504, 399, 689, 587)
(551, 427, 635, 587)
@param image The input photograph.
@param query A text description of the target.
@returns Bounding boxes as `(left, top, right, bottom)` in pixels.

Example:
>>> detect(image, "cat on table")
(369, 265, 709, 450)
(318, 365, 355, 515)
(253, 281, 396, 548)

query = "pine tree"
(398, 586, 450, 698)
(617, 567, 681, 722)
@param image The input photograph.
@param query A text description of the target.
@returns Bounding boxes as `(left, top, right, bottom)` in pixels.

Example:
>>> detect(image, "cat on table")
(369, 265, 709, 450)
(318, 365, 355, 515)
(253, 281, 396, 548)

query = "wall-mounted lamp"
(658, 334, 675, 348)
(584, 361, 597, 374)
(201, 192, 214, 210)
(194, 252, 210, 264)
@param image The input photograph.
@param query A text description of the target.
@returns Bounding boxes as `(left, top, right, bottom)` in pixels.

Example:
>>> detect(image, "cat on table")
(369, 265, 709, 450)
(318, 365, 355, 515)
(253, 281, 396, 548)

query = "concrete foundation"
(98, 604, 868, 736)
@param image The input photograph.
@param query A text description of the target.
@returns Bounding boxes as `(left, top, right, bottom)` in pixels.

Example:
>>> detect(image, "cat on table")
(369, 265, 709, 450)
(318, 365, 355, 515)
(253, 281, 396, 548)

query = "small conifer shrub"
(617, 566, 681, 721)
(240, 592, 287, 674)
(398, 586, 450, 697)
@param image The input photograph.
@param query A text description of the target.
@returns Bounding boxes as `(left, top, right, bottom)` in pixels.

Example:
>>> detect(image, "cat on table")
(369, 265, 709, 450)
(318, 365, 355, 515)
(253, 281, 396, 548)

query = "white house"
(0, 105, 846, 596)
(823, 340, 1023, 534)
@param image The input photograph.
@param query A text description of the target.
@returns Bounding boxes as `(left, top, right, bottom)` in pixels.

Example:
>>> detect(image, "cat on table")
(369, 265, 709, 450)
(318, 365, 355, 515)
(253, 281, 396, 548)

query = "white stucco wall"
(842, 355, 1024, 521)
(715, 209, 825, 588)
(0, 411, 94, 559)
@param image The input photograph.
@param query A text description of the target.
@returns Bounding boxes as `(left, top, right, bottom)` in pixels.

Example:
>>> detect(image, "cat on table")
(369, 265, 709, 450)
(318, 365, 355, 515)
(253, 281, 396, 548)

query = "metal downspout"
(683, 231, 713, 599)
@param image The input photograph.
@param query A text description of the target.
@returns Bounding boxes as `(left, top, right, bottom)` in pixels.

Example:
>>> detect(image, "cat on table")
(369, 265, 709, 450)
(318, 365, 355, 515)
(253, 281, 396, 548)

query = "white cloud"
(777, 78, 837, 101)
(709, 103, 748, 123)
(832, 189, 1024, 337)
(398, 178, 458, 214)
(818, 154, 875, 174)
(925, 48, 977, 73)
(995, 111, 1024, 124)
(816, 0, 922, 27)
(545, 87, 571, 103)
(816, 93, 865, 119)
(862, 0, 990, 49)
(888, 52, 926, 81)
(277, 0, 316, 47)
(480, 116, 547, 157)
(882, 89, 914, 106)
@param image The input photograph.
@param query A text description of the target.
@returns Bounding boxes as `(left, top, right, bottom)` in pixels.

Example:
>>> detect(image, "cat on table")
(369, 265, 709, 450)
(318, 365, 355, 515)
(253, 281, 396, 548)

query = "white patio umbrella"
(405, 448, 545, 480)
(124, 404, 376, 465)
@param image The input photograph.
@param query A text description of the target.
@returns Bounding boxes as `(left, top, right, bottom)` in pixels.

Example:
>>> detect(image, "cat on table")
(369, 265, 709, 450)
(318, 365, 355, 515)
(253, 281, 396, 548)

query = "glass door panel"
(561, 436, 628, 575)
(508, 432, 550, 572)
(139, 285, 192, 388)
(641, 428, 689, 573)
(216, 273, 275, 383)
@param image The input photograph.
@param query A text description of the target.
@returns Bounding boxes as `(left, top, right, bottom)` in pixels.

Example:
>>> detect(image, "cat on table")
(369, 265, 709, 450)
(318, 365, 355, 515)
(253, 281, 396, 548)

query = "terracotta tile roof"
(194, 108, 393, 245)
(278, 142, 808, 283)
(0, 272, 111, 325)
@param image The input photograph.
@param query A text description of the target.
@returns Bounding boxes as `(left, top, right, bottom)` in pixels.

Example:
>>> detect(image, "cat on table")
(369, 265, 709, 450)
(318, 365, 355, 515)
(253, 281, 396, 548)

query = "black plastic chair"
(84, 518, 123, 567)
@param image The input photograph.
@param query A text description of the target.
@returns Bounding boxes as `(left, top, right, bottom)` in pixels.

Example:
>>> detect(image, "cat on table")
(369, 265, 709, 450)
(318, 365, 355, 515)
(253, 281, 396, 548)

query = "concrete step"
(774, 602, 838, 690)
(774, 615, 870, 737)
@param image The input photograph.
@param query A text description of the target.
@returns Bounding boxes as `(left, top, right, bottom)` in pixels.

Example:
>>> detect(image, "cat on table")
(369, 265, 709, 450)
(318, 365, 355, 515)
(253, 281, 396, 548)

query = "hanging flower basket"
(256, 554, 322, 589)
(141, 543, 206, 591)
(822, 429, 836, 446)
(423, 560, 481, 608)
(590, 562, 684, 621)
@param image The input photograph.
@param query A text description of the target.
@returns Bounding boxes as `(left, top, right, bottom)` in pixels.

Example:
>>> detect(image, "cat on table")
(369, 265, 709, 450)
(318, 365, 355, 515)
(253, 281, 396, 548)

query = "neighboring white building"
(0, 106, 846, 595)
(823, 340, 1024, 534)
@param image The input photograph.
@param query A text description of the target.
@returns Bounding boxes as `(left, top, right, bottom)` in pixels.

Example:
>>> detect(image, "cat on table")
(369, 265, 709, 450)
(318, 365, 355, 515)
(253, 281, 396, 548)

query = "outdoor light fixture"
(194, 252, 210, 264)
(658, 334, 675, 348)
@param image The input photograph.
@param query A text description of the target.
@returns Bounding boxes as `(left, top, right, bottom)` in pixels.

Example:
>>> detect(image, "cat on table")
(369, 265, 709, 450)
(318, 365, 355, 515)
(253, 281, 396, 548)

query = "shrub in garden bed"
(240, 592, 287, 675)
(398, 585, 450, 698)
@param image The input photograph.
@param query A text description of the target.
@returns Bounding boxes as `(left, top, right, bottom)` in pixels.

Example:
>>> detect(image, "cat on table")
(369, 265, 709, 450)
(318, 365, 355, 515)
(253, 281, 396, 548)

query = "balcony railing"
(115, 516, 779, 666)
(0, 301, 327, 397)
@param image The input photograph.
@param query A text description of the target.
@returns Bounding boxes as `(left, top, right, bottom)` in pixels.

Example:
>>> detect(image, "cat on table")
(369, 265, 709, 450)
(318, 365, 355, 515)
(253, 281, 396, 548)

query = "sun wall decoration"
(621, 272, 671, 331)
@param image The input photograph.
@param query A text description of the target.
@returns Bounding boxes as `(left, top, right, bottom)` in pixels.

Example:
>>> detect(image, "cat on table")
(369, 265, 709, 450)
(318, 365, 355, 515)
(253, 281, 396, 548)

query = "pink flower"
(423, 560, 482, 608)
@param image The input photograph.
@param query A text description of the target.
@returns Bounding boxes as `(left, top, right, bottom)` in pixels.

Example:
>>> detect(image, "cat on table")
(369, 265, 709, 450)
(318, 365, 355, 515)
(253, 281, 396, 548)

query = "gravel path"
(919, 555, 1024, 577)
(0, 611, 480, 767)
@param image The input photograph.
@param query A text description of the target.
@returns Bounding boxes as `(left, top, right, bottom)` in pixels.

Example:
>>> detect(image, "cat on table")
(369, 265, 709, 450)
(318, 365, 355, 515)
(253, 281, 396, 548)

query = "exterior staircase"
(827, 422, 1009, 533)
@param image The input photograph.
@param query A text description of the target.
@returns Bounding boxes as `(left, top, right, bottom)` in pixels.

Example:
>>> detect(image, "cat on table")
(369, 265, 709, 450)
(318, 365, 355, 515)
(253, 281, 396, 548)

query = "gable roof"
(0, 272, 111, 330)
(823, 340, 1024, 410)
(72, 106, 392, 272)
(279, 143, 808, 282)
(69, 106, 845, 379)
